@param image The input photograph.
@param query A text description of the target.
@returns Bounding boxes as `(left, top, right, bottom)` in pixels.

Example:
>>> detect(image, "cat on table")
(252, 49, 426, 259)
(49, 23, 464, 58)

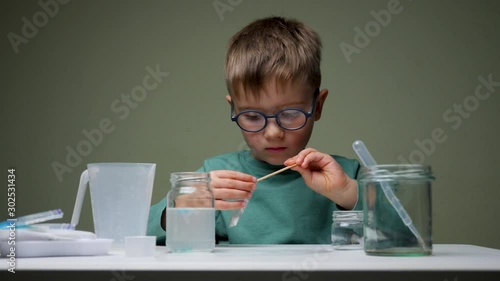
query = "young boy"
(147, 16, 361, 244)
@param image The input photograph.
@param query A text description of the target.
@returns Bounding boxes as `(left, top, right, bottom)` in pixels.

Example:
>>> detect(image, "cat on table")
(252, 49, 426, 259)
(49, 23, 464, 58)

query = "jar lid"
(332, 210, 363, 221)
(170, 172, 210, 186)
(358, 164, 435, 181)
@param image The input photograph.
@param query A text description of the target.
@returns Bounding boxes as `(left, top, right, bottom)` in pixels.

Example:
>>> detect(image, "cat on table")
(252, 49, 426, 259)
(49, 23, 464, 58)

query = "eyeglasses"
(230, 88, 319, 132)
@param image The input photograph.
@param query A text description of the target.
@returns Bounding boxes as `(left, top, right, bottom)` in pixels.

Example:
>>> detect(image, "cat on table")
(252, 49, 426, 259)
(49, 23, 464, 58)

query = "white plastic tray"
(0, 239, 113, 258)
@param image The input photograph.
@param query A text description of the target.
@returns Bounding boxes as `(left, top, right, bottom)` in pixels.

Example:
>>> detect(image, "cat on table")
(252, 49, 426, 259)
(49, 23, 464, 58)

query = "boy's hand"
(284, 148, 358, 210)
(209, 170, 257, 210)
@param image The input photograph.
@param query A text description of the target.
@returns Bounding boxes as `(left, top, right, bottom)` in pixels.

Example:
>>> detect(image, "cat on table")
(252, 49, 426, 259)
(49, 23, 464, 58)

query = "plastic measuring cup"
(70, 163, 156, 247)
(352, 141, 428, 252)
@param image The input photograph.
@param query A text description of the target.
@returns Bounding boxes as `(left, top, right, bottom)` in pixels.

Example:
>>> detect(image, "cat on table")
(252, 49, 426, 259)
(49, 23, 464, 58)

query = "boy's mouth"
(265, 147, 287, 153)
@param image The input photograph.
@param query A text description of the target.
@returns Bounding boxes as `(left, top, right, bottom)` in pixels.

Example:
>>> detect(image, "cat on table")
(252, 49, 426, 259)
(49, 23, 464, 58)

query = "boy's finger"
(283, 157, 297, 166)
(212, 188, 252, 200)
(289, 165, 312, 183)
(211, 170, 257, 182)
(295, 148, 318, 163)
(211, 177, 256, 192)
(301, 152, 331, 168)
(215, 199, 246, 210)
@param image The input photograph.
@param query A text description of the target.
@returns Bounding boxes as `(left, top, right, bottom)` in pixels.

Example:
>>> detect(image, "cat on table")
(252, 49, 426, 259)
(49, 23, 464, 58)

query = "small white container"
(125, 236, 155, 257)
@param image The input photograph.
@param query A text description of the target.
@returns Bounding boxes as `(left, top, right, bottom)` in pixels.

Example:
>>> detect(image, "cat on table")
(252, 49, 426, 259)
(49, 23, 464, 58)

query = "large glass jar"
(358, 164, 435, 256)
(166, 172, 215, 252)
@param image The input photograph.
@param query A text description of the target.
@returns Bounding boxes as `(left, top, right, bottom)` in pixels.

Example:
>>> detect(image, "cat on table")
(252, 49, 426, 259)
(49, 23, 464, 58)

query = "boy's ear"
(314, 89, 329, 121)
(225, 95, 232, 106)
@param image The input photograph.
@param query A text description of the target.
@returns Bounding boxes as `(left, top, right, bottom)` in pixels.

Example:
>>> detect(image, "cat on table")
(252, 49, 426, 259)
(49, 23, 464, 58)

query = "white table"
(2, 244, 500, 281)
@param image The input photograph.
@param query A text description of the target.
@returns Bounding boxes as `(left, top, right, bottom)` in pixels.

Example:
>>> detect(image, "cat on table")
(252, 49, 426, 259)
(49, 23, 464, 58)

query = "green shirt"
(147, 150, 362, 245)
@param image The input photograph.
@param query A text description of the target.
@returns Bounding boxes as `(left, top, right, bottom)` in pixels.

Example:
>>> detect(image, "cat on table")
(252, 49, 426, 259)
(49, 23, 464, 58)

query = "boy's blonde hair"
(225, 16, 322, 97)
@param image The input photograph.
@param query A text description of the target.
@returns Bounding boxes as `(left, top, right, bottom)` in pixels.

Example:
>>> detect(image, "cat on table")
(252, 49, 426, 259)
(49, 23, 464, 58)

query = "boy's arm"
(335, 157, 363, 211)
(147, 197, 167, 245)
(328, 177, 358, 210)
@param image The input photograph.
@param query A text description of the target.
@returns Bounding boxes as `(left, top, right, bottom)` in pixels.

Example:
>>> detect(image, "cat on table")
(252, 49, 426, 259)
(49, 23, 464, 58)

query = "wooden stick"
(228, 163, 299, 228)
(257, 163, 298, 182)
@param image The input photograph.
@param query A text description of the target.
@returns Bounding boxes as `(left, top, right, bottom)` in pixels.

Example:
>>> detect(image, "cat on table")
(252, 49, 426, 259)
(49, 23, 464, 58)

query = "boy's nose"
(263, 119, 284, 139)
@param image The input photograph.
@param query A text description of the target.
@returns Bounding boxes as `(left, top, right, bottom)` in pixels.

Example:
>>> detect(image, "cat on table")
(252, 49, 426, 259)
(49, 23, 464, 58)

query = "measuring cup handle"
(70, 169, 89, 229)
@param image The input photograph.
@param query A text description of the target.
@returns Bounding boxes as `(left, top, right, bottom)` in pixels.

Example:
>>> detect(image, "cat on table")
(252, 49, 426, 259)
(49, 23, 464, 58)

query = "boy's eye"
(241, 112, 262, 122)
(280, 110, 302, 119)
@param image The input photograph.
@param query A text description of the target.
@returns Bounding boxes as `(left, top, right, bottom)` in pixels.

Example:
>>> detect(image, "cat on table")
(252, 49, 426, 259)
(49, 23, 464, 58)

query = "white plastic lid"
(125, 236, 155, 257)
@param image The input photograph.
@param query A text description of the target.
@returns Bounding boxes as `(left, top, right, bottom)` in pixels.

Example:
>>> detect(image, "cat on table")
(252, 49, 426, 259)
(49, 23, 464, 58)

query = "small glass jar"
(166, 172, 215, 252)
(331, 210, 364, 250)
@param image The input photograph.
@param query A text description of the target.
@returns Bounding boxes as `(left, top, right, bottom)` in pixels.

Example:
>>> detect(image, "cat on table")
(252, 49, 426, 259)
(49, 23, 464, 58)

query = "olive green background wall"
(2, 0, 499, 249)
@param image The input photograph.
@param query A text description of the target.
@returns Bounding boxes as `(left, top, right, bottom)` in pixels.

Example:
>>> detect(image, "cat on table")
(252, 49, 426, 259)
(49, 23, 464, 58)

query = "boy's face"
(227, 79, 328, 166)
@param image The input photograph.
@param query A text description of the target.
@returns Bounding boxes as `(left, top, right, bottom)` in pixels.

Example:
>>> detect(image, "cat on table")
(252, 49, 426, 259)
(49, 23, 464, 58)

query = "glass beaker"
(72, 163, 156, 248)
(166, 172, 215, 252)
(358, 164, 434, 256)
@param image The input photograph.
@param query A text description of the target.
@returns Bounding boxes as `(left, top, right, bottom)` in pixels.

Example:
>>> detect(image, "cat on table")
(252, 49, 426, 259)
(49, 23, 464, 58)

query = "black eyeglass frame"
(230, 88, 320, 132)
